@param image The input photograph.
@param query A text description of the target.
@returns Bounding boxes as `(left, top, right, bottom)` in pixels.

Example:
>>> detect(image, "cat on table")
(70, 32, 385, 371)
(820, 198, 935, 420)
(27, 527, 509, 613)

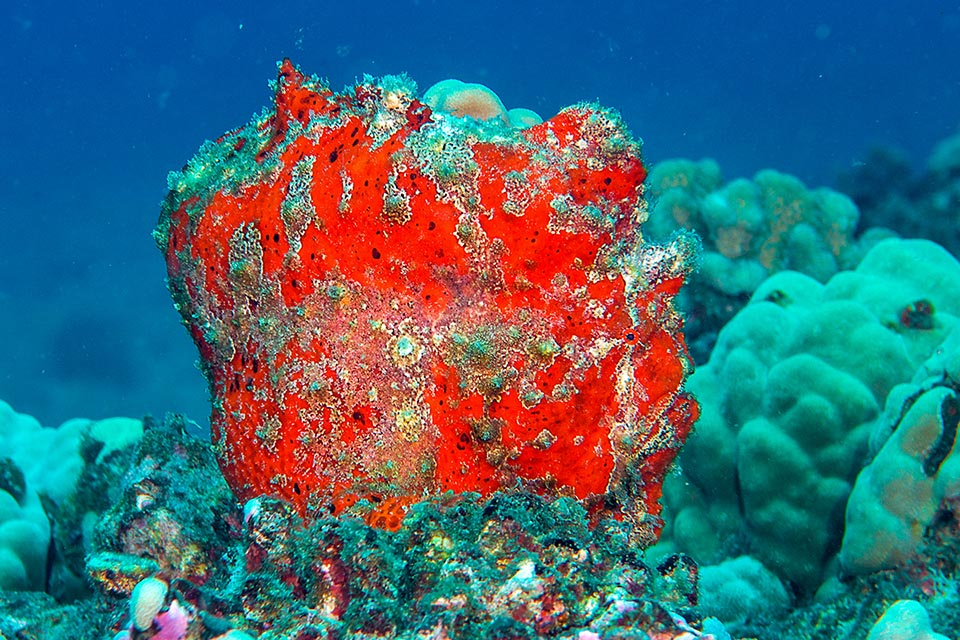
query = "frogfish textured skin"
(155, 60, 699, 540)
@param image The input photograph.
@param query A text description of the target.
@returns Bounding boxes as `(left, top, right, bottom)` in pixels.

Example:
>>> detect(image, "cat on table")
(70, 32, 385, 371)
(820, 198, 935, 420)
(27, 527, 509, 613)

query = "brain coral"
(650, 238, 960, 593)
(155, 60, 699, 539)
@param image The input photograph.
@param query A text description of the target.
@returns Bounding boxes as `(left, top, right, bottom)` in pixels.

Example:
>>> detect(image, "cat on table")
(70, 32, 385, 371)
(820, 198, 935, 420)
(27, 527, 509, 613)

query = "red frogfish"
(155, 60, 699, 541)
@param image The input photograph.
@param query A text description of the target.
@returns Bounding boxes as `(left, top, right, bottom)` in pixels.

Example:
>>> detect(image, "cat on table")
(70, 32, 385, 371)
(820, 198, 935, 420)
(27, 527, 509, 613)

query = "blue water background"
(1, 0, 957, 426)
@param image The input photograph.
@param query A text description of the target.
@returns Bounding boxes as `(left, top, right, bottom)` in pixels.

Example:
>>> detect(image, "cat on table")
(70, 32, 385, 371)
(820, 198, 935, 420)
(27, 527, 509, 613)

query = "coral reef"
(0, 462, 47, 592)
(0, 401, 142, 597)
(644, 158, 889, 362)
(839, 129, 960, 258)
(0, 408, 947, 638)
(53, 415, 724, 639)
(841, 327, 960, 575)
(866, 600, 951, 640)
(422, 78, 511, 124)
(228, 494, 711, 639)
(87, 413, 237, 595)
(7, 59, 960, 640)
(155, 60, 699, 541)
(650, 238, 960, 594)
(422, 78, 543, 128)
(697, 556, 790, 630)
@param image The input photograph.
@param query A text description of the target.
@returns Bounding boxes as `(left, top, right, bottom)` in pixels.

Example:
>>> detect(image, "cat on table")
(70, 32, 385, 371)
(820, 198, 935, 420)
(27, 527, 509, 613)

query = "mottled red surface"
(157, 60, 698, 539)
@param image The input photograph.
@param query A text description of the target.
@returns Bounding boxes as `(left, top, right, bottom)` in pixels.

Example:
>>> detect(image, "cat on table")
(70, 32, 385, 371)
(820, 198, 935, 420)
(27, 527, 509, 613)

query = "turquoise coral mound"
(651, 238, 960, 594)
(0, 401, 142, 597)
(644, 158, 892, 361)
(841, 326, 960, 576)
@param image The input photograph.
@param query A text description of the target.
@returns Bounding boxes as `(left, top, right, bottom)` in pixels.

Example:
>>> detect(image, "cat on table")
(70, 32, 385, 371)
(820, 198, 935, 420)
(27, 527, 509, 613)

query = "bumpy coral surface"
(651, 238, 960, 593)
(74, 415, 717, 640)
(841, 327, 960, 575)
(155, 60, 698, 538)
(644, 158, 886, 363)
(646, 160, 862, 280)
(0, 401, 143, 596)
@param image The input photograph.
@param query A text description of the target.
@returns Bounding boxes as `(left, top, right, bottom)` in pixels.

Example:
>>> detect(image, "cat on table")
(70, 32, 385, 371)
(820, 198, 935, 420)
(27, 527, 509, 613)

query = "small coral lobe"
(157, 59, 698, 538)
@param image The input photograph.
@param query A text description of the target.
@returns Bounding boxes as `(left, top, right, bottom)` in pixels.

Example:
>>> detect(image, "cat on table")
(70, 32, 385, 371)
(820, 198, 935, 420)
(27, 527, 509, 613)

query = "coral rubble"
(82, 415, 716, 639)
